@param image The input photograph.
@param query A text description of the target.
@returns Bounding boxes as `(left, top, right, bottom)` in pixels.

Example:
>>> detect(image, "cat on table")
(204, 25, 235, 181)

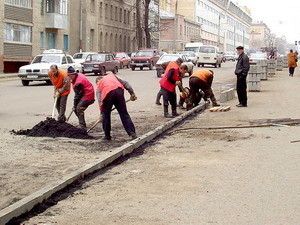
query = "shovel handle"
(51, 97, 58, 119)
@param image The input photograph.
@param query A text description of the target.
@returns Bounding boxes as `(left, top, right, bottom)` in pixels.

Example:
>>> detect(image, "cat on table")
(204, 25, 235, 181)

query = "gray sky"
(234, 0, 300, 43)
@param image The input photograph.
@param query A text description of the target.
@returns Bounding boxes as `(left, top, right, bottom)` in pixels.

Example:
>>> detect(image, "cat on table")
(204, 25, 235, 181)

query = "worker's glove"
(130, 93, 137, 101)
(54, 90, 60, 98)
(175, 81, 182, 86)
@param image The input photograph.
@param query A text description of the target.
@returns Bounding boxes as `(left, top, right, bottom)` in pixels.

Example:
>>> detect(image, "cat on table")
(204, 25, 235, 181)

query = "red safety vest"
(72, 73, 95, 101)
(97, 73, 125, 110)
(159, 68, 181, 92)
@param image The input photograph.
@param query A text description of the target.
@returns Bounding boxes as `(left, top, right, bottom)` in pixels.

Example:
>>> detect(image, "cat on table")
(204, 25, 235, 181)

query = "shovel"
(87, 99, 131, 133)
(66, 110, 74, 122)
(51, 97, 58, 119)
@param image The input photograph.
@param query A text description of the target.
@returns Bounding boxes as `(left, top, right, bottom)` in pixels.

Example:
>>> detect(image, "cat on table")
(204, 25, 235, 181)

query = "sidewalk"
(0, 73, 18, 79)
(23, 68, 300, 224)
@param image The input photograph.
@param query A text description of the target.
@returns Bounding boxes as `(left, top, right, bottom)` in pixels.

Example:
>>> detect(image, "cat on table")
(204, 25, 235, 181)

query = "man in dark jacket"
(235, 46, 250, 107)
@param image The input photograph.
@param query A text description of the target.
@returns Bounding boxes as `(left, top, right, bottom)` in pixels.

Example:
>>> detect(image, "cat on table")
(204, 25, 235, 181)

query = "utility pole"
(218, 13, 221, 48)
(173, 0, 178, 52)
(233, 25, 236, 48)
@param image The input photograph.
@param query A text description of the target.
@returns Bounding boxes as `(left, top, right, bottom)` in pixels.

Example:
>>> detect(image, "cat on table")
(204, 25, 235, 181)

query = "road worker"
(48, 65, 71, 122)
(67, 67, 95, 129)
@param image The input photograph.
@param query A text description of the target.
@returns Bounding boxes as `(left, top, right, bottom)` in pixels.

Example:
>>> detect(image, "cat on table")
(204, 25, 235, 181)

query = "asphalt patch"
(11, 118, 93, 139)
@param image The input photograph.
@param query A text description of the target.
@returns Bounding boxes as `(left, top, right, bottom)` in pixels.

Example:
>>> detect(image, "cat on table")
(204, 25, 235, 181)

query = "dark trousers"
(189, 77, 217, 105)
(75, 100, 94, 128)
(56, 95, 68, 122)
(156, 89, 163, 103)
(289, 67, 296, 75)
(236, 75, 247, 106)
(102, 88, 135, 138)
(161, 87, 177, 113)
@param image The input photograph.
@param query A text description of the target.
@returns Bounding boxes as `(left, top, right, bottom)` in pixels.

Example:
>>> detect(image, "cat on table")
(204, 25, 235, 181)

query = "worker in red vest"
(67, 67, 95, 129)
(187, 69, 220, 110)
(97, 73, 137, 141)
(159, 64, 188, 118)
(48, 65, 71, 122)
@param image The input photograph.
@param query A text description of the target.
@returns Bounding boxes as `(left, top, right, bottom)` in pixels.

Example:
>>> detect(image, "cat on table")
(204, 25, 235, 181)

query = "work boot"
(130, 133, 138, 140)
(172, 110, 180, 117)
(155, 101, 162, 105)
(164, 106, 172, 118)
(103, 136, 112, 141)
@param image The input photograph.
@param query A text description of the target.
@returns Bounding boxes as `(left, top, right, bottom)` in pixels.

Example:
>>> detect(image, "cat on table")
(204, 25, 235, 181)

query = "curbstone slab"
(0, 103, 207, 225)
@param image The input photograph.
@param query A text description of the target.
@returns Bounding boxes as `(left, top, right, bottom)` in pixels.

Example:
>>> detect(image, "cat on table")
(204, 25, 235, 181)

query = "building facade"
(159, 10, 201, 52)
(249, 22, 272, 51)
(0, 0, 70, 73)
(164, 0, 252, 52)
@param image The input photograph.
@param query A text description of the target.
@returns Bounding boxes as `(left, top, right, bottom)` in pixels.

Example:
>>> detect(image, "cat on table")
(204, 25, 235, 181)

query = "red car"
(113, 52, 131, 69)
(82, 53, 120, 75)
(130, 49, 160, 71)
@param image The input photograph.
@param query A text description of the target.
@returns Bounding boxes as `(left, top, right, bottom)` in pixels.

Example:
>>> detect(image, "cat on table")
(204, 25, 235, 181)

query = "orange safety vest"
(97, 73, 125, 110)
(164, 61, 180, 76)
(48, 69, 70, 96)
(190, 70, 213, 83)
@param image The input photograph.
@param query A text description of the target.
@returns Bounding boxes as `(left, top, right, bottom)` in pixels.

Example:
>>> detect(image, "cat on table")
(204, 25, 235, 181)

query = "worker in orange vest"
(48, 65, 71, 122)
(159, 64, 188, 118)
(155, 59, 183, 105)
(187, 69, 220, 110)
(97, 73, 137, 140)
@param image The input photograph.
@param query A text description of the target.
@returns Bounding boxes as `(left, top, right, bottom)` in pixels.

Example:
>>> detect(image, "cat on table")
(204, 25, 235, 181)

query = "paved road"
(0, 62, 236, 130)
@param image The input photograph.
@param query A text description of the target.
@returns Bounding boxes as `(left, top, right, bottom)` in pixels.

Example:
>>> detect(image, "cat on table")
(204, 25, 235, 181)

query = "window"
(41, 0, 45, 14)
(5, 0, 31, 8)
(90, 29, 94, 50)
(90, 0, 95, 13)
(46, 0, 68, 15)
(133, 13, 136, 26)
(120, 8, 122, 22)
(63, 34, 69, 51)
(124, 10, 126, 24)
(115, 7, 118, 21)
(110, 5, 113, 20)
(5, 23, 32, 43)
(99, 2, 103, 17)
(47, 32, 56, 49)
(105, 4, 108, 18)
(66, 56, 73, 63)
(40, 32, 44, 49)
(127, 11, 130, 25)
(62, 56, 67, 64)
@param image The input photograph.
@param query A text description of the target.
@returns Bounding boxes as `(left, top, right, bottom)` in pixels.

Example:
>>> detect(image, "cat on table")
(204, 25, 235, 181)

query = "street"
(0, 62, 236, 212)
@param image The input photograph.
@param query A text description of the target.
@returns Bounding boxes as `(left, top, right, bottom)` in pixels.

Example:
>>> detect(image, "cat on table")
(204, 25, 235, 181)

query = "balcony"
(45, 13, 68, 29)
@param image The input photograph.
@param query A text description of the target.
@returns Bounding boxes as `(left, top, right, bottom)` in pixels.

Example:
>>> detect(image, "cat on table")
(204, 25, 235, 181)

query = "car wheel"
(46, 80, 52, 85)
(120, 63, 123, 69)
(113, 67, 118, 74)
(219, 63, 221, 68)
(197, 63, 201, 67)
(201, 64, 204, 67)
(131, 66, 135, 71)
(140, 67, 143, 70)
(214, 64, 217, 68)
(149, 63, 153, 70)
(22, 80, 29, 86)
(100, 67, 106, 76)
(94, 72, 98, 76)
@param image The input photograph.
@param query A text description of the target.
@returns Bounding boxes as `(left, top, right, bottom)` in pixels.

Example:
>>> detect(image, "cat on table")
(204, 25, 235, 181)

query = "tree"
(144, 0, 151, 48)
(136, 0, 143, 49)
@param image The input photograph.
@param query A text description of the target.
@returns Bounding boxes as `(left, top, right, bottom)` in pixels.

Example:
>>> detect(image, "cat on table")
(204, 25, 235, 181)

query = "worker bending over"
(67, 67, 95, 129)
(187, 69, 220, 110)
(48, 65, 71, 122)
(97, 73, 137, 141)
(159, 64, 188, 117)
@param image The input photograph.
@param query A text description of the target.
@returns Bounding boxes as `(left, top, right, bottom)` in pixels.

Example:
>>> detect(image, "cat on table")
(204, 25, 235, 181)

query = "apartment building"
(163, 0, 252, 52)
(160, 10, 201, 51)
(0, 0, 70, 73)
(249, 22, 272, 50)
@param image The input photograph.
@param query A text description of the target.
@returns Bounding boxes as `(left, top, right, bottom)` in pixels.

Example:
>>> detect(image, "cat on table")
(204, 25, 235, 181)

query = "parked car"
(82, 53, 120, 75)
(178, 51, 197, 65)
(130, 49, 160, 71)
(224, 52, 236, 61)
(249, 52, 268, 64)
(113, 52, 131, 69)
(197, 45, 223, 68)
(18, 49, 82, 86)
(73, 52, 97, 64)
(155, 54, 194, 77)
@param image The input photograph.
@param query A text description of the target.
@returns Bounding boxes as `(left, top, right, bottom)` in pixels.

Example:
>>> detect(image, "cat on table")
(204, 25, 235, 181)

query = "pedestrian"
(235, 46, 250, 107)
(187, 69, 220, 110)
(159, 64, 188, 118)
(48, 65, 71, 122)
(97, 73, 137, 140)
(67, 67, 95, 129)
(288, 49, 298, 76)
(155, 59, 183, 105)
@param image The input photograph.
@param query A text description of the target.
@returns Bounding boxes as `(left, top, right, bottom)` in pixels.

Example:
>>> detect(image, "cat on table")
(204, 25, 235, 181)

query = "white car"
(197, 45, 223, 68)
(18, 49, 82, 86)
(155, 54, 194, 77)
(73, 52, 97, 64)
(249, 53, 268, 64)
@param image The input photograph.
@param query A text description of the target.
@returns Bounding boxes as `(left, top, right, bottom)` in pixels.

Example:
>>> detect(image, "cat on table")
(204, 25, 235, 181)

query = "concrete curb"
(0, 104, 207, 225)
(0, 74, 18, 79)
(220, 88, 235, 103)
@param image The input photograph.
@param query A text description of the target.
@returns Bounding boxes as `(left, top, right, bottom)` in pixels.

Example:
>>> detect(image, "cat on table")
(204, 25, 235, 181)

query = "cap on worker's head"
(236, 46, 244, 50)
(67, 66, 76, 74)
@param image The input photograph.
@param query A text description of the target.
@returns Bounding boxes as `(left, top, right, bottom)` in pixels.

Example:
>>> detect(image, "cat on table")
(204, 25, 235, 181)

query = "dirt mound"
(11, 118, 93, 139)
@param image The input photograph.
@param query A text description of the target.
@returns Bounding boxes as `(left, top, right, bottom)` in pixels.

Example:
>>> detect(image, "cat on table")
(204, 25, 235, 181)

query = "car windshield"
(159, 55, 179, 62)
(250, 54, 266, 58)
(114, 53, 123, 58)
(185, 47, 199, 52)
(182, 51, 195, 57)
(32, 55, 61, 64)
(135, 51, 154, 57)
(88, 54, 105, 61)
(73, 54, 84, 59)
(199, 46, 216, 53)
